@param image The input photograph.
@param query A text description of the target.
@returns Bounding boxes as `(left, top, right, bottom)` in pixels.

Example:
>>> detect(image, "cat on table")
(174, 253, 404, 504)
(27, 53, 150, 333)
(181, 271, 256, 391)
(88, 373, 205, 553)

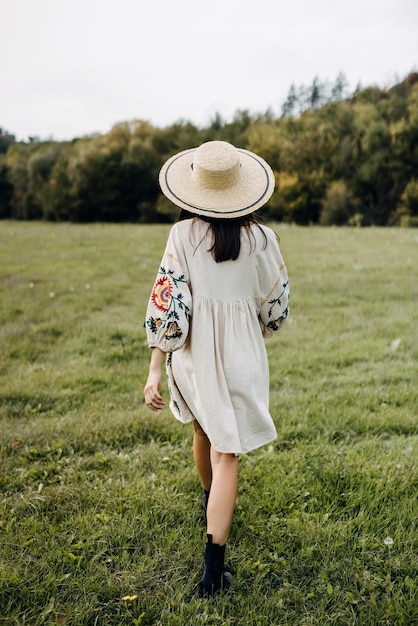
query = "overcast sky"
(1, 0, 417, 141)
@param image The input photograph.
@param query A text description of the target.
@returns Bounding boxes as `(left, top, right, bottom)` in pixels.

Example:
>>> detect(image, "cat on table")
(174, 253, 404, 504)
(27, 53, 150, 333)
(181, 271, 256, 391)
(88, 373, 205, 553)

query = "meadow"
(0, 221, 417, 626)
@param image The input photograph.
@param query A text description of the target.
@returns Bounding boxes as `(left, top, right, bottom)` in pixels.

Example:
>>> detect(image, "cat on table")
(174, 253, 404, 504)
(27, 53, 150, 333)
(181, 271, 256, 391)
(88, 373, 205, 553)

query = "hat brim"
(159, 147, 275, 218)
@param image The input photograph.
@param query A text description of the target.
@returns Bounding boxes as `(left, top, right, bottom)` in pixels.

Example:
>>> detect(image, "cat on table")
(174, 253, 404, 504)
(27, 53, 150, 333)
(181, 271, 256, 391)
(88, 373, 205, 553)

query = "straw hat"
(159, 140, 275, 219)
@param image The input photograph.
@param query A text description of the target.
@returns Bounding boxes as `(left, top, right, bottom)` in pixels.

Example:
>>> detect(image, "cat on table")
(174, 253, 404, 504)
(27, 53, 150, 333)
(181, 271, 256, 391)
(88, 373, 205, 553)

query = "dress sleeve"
(145, 225, 192, 352)
(257, 228, 290, 339)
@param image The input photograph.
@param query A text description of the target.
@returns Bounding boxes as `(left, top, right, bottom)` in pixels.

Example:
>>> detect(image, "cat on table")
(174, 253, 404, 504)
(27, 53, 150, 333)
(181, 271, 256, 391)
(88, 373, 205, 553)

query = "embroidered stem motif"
(266, 280, 290, 330)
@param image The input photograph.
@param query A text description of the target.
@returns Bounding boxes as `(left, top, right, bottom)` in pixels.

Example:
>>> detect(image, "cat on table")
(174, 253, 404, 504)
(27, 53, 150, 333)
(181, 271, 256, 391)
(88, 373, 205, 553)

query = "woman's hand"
(144, 347, 166, 411)
(144, 370, 165, 411)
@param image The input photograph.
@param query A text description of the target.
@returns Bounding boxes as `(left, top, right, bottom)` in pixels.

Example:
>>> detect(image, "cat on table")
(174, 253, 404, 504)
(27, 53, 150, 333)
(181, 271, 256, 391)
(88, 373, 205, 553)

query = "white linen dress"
(145, 218, 289, 455)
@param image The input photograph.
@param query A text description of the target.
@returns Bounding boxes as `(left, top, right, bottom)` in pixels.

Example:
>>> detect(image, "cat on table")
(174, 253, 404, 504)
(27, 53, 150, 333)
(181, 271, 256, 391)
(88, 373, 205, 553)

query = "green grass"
(0, 222, 417, 625)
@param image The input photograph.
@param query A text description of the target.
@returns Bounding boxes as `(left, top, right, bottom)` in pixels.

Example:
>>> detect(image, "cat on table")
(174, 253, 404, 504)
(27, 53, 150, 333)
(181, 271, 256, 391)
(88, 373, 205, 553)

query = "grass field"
(0, 221, 417, 626)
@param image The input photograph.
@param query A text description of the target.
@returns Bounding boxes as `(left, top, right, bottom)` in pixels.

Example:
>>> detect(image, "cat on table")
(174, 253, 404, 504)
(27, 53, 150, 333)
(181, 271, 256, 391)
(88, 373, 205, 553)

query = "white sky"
(1, 0, 417, 141)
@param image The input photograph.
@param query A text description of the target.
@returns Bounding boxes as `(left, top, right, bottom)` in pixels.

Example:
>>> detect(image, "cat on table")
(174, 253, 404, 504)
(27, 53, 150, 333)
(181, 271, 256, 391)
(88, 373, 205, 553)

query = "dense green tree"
(152, 122, 201, 156)
(0, 157, 13, 217)
(0, 129, 16, 154)
(1, 73, 417, 225)
(5, 142, 37, 219)
(393, 178, 418, 225)
(320, 180, 359, 225)
(42, 151, 74, 220)
(205, 110, 254, 147)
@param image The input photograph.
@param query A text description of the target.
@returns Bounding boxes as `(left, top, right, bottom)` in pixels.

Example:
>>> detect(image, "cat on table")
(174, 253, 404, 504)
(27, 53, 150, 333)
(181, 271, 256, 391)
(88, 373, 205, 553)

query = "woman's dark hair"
(179, 209, 268, 263)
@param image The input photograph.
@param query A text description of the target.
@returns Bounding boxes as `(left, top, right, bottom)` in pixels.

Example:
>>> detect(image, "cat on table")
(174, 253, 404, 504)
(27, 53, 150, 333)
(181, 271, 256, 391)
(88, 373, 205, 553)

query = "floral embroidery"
(266, 279, 290, 330)
(267, 317, 286, 331)
(160, 266, 187, 289)
(151, 275, 172, 313)
(146, 266, 191, 342)
(165, 321, 183, 339)
(146, 317, 162, 333)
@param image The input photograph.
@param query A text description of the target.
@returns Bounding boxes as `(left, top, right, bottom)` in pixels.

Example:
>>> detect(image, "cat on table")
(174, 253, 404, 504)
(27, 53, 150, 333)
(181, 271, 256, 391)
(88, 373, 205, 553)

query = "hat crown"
(192, 141, 240, 191)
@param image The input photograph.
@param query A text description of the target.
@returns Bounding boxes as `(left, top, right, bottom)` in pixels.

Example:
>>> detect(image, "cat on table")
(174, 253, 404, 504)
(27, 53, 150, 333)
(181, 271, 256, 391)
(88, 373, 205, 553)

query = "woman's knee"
(211, 449, 239, 467)
(193, 420, 209, 439)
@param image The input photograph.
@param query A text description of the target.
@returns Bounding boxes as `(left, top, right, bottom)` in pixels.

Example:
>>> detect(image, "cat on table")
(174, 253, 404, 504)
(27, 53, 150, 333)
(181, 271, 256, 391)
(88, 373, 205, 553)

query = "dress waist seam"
(193, 292, 254, 303)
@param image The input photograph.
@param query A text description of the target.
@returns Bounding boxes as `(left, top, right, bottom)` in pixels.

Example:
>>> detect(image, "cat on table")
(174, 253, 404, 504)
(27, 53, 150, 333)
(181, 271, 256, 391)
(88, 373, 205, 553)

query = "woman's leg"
(193, 420, 212, 491)
(206, 449, 239, 545)
(198, 448, 238, 596)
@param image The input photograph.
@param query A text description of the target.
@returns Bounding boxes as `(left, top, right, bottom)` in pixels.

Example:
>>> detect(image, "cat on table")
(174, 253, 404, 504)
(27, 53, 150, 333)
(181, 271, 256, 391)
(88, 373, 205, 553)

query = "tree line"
(1, 72, 418, 226)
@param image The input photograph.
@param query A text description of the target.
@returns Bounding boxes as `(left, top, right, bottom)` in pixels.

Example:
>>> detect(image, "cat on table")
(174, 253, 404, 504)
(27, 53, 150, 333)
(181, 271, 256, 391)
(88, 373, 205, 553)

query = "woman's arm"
(144, 347, 166, 412)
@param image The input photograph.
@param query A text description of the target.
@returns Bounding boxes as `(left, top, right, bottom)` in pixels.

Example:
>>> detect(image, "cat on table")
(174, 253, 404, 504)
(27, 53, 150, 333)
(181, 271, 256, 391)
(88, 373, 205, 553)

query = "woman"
(144, 140, 289, 597)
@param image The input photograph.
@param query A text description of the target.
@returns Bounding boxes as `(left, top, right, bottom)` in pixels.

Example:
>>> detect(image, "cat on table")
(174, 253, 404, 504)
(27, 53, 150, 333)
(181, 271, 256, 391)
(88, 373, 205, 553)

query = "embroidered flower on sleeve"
(146, 266, 191, 343)
(146, 317, 162, 333)
(151, 275, 173, 313)
(267, 317, 286, 331)
(165, 321, 183, 339)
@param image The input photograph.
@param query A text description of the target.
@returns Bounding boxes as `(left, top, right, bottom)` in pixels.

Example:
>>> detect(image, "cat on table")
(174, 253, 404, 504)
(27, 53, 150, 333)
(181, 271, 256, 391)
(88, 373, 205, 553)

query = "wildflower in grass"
(122, 595, 138, 601)
(384, 536, 394, 598)
(390, 338, 401, 351)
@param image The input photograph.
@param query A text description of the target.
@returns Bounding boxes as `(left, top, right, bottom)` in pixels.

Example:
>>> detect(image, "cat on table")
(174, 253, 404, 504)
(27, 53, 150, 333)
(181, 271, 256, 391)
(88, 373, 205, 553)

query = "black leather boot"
(198, 534, 232, 597)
